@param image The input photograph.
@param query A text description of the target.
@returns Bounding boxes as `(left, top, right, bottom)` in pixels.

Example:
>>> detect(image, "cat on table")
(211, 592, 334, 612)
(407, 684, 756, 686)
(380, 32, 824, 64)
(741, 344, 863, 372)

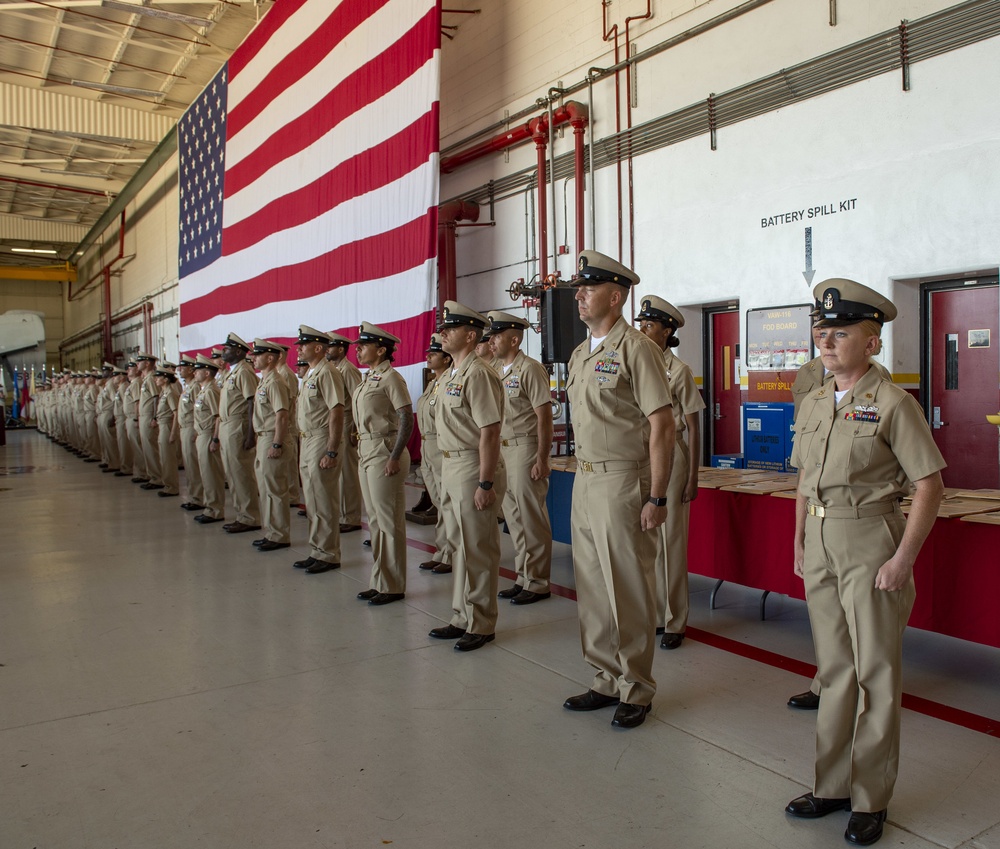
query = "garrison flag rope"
(178, 0, 441, 398)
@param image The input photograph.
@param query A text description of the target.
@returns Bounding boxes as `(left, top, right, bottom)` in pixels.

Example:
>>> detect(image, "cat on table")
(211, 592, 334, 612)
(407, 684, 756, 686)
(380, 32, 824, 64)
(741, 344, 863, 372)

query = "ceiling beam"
(0, 262, 77, 282)
(0, 161, 125, 192)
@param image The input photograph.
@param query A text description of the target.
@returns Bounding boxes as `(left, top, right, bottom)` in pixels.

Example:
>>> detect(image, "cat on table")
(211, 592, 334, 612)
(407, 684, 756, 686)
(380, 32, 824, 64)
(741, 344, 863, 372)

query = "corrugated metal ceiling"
(0, 0, 271, 267)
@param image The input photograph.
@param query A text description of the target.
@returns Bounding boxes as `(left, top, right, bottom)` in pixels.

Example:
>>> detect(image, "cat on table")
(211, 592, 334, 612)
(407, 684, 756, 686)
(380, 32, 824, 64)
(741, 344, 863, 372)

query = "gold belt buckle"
(442, 450, 450, 458)
(808, 504, 825, 517)
(580, 461, 593, 472)
(501, 439, 509, 447)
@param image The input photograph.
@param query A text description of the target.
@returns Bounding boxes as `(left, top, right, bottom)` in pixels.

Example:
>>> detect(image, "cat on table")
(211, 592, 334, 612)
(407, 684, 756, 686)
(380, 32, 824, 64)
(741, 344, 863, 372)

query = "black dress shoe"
(257, 540, 290, 551)
(297, 509, 307, 516)
(454, 633, 494, 651)
(498, 584, 523, 599)
(369, 592, 405, 605)
(101, 467, 117, 473)
(114, 471, 130, 477)
(225, 523, 262, 534)
(845, 810, 886, 845)
(195, 515, 224, 524)
(784, 793, 852, 818)
(611, 702, 651, 728)
(340, 523, 362, 533)
(98, 463, 108, 469)
(131, 477, 148, 484)
(181, 502, 205, 511)
(511, 590, 551, 606)
(431, 563, 452, 574)
(84, 458, 99, 463)
(429, 624, 466, 639)
(362, 539, 371, 547)
(357, 589, 379, 600)
(563, 690, 620, 711)
(157, 491, 179, 498)
(655, 626, 665, 635)
(252, 538, 267, 547)
(659, 632, 684, 650)
(293, 557, 316, 569)
(419, 560, 439, 570)
(788, 690, 821, 710)
(142, 483, 165, 490)
(306, 560, 340, 574)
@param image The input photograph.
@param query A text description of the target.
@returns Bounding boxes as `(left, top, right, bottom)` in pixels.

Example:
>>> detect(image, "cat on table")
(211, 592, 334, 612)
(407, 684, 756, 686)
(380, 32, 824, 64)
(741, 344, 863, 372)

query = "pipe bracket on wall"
(900, 20, 910, 91)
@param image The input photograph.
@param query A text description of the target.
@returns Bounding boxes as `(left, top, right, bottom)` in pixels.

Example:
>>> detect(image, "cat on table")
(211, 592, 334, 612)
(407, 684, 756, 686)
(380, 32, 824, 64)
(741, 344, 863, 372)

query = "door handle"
(714, 403, 724, 421)
(932, 406, 948, 429)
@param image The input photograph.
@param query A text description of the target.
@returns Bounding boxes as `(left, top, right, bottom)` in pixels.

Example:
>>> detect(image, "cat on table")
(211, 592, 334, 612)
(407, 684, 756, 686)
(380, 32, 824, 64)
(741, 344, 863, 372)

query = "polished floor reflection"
(2, 430, 998, 849)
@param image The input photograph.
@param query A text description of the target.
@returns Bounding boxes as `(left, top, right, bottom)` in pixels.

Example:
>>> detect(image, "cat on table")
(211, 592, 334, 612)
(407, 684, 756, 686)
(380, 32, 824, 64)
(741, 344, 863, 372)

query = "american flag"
(178, 0, 440, 396)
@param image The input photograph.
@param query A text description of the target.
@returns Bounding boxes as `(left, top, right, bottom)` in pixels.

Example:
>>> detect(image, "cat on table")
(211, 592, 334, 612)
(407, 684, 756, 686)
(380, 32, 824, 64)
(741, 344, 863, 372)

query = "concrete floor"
(2, 429, 999, 849)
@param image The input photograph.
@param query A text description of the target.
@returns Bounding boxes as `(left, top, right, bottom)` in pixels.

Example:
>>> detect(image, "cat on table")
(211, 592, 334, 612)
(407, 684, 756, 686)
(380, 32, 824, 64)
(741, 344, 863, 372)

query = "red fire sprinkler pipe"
(568, 105, 589, 256)
(530, 119, 549, 280)
(437, 200, 480, 309)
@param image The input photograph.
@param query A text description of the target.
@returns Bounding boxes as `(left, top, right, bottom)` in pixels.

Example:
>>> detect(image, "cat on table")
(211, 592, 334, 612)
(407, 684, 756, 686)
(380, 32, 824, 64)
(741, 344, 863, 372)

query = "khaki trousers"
(115, 416, 131, 472)
(803, 509, 913, 813)
(220, 419, 260, 525)
(157, 423, 179, 495)
(340, 427, 362, 524)
(99, 415, 120, 470)
(286, 436, 301, 503)
(126, 418, 145, 477)
(196, 432, 226, 519)
(255, 434, 290, 544)
(180, 425, 203, 505)
(571, 464, 657, 706)
(422, 435, 454, 566)
(299, 432, 342, 564)
(441, 451, 502, 635)
(358, 436, 410, 593)
(500, 438, 552, 593)
(139, 416, 162, 484)
(655, 438, 691, 633)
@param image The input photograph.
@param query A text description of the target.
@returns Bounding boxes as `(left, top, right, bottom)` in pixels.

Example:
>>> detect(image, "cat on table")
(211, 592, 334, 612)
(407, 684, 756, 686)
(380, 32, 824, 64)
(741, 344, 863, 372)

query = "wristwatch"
(272, 442, 283, 450)
(647, 496, 667, 507)
(211, 437, 220, 444)
(325, 450, 338, 459)
(478, 480, 494, 491)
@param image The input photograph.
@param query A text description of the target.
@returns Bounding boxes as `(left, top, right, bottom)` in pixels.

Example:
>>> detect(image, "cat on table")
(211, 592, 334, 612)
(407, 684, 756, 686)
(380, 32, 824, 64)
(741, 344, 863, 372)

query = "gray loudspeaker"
(541, 287, 587, 364)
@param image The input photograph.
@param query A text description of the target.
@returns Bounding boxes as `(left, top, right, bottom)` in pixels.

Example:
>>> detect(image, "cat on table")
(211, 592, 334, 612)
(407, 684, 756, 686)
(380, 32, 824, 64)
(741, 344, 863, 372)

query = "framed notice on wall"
(746, 303, 813, 371)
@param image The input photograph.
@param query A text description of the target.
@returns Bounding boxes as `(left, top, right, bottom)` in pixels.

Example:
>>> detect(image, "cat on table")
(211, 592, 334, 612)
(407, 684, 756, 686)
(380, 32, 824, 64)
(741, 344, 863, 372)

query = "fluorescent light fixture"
(101, 0, 213, 27)
(11, 248, 59, 254)
(70, 80, 166, 100)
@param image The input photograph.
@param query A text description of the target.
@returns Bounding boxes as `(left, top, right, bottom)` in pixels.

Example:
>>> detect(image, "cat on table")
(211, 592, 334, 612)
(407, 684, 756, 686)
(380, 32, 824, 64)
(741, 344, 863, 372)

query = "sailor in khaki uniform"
(294, 326, 346, 575)
(218, 333, 261, 534)
(635, 295, 706, 650)
(563, 251, 675, 730)
(249, 339, 292, 550)
(326, 332, 363, 532)
(351, 322, 413, 604)
(488, 310, 554, 605)
(121, 361, 141, 479)
(784, 279, 945, 846)
(788, 326, 893, 710)
(153, 364, 182, 497)
(81, 371, 100, 462)
(96, 364, 120, 472)
(117, 367, 132, 474)
(176, 356, 204, 511)
(136, 353, 164, 489)
(416, 335, 455, 574)
(277, 346, 301, 506)
(428, 301, 505, 652)
(192, 356, 226, 524)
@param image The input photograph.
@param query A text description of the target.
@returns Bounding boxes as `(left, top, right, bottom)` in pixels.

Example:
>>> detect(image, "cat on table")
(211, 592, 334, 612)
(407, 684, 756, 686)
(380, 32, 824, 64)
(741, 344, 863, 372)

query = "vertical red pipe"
(102, 266, 112, 362)
(571, 116, 587, 255)
(143, 302, 153, 353)
(438, 222, 457, 306)
(533, 123, 549, 280)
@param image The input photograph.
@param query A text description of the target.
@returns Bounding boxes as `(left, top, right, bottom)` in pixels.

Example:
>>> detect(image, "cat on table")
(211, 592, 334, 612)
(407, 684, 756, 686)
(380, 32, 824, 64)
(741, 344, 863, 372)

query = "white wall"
(443, 0, 1000, 386)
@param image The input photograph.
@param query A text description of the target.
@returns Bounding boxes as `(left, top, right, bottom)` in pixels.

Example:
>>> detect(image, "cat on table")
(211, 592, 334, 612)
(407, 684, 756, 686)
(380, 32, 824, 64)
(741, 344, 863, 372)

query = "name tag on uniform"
(446, 383, 463, 397)
(305, 380, 317, 390)
(195, 399, 204, 409)
(257, 388, 268, 401)
(227, 377, 236, 388)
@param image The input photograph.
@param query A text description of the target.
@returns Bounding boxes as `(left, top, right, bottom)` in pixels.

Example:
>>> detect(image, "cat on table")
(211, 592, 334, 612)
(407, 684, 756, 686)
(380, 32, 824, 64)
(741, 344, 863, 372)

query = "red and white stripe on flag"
(178, 0, 441, 397)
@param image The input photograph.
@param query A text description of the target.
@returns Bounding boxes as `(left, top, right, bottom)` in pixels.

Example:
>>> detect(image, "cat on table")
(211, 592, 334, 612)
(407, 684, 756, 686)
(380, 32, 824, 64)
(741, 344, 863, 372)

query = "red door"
(710, 308, 741, 456)
(929, 284, 1000, 488)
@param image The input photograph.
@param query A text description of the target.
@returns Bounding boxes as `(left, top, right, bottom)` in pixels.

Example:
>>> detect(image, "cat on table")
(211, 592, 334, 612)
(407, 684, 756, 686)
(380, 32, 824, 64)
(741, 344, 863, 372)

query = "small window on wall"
(945, 333, 959, 390)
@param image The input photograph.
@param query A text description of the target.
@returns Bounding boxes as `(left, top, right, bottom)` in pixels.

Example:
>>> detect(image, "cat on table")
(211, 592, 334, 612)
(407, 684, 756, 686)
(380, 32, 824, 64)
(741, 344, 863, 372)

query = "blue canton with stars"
(178, 63, 227, 278)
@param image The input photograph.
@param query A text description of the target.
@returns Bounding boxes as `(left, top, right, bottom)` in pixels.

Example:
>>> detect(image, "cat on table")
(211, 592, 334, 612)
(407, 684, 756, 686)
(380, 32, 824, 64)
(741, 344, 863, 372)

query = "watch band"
(647, 496, 667, 507)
